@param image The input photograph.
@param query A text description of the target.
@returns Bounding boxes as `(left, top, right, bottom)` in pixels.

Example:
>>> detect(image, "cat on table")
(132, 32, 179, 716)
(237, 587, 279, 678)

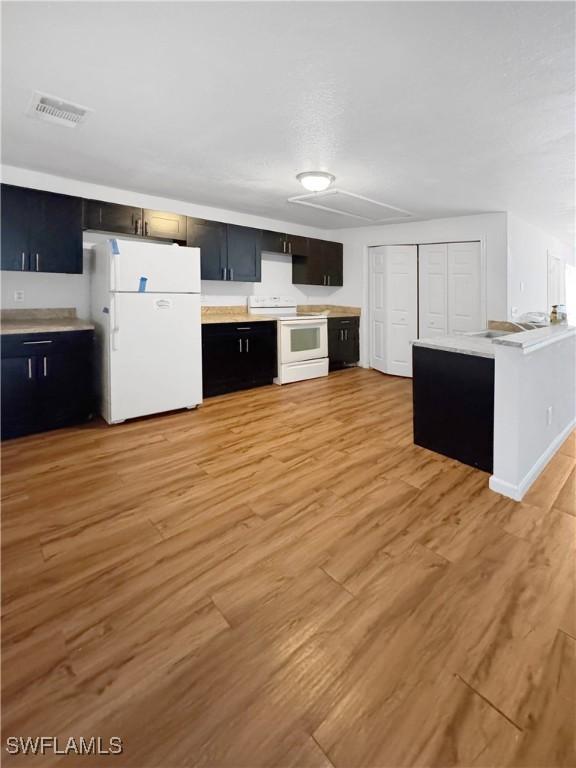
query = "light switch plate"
(13, 290, 24, 303)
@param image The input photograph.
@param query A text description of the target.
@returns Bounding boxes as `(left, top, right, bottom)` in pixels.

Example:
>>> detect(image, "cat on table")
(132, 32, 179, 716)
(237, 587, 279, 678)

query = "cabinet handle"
(22, 340, 53, 345)
(282, 240, 286, 254)
(35, 253, 40, 271)
(327, 275, 331, 286)
(323, 275, 327, 286)
(229, 268, 233, 280)
(245, 338, 249, 353)
(345, 329, 348, 341)
(27, 358, 33, 379)
(21, 252, 26, 271)
(288, 241, 292, 255)
(238, 338, 242, 353)
(237, 327, 251, 330)
(43, 356, 48, 377)
(144, 221, 149, 237)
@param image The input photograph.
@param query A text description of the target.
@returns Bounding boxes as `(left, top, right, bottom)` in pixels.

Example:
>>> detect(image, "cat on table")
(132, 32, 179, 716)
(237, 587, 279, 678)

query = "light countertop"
(1, 309, 95, 336)
(492, 324, 575, 350)
(412, 324, 575, 359)
(201, 305, 360, 324)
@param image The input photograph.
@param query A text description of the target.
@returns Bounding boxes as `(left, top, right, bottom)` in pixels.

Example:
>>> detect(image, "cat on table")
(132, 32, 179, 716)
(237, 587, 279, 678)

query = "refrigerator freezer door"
(107, 292, 202, 423)
(110, 238, 200, 293)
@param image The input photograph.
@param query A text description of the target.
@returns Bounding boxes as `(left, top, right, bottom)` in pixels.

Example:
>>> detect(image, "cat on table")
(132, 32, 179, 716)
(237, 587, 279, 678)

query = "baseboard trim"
(489, 418, 576, 501)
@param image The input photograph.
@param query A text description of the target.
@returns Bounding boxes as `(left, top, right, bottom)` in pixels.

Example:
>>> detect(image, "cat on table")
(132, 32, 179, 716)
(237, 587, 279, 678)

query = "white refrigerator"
(90, 238, 202, 424)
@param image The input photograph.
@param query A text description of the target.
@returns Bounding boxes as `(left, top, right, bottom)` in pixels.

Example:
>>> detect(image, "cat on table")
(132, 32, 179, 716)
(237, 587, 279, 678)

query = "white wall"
(490, 329, 576, 500)
(1, 165, 350, 319)
(507, 213, 575, 319)
(326, 212, 509, 366)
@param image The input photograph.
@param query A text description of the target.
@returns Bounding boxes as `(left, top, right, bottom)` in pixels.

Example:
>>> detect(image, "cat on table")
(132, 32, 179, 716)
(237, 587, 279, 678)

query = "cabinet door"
(1, 356, 39, 439)
(83, 199, 142, 236)
(143, 209, 187, 242)
(328, 318, 358, 370)
(32, 191, 83, 274)
(242, 324, 277, 384)
(202, 325, 246, 397)
(1, 185, 31, 271)
(261, 230, 287, 254)
(287, 235, 308, 257)
(37, 344, 93, 429)
(328, 321, 344, 370)
(322, 241, 343, 286)
(292, 238, 326, 286)
(187, 218, 227, 281)
(226, 225, 261, 282)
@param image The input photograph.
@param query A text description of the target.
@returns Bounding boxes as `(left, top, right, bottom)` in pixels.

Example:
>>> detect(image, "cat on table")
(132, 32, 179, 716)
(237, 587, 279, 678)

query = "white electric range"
(247, 296, 329, 384)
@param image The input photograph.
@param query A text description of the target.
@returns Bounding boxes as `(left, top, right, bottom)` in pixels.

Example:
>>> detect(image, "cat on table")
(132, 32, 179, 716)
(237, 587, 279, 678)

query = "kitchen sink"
(464, 330, 514, 338)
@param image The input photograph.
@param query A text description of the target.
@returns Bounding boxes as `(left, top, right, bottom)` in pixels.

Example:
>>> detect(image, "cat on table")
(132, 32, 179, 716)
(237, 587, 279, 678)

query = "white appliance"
(248, 296, 328, 384)
(90, 238, 202, 424)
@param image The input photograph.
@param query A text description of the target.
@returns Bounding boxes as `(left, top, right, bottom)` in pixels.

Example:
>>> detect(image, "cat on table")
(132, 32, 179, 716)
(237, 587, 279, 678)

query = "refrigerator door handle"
(111, 250, 119, 291)
(111, 294, 120, 351)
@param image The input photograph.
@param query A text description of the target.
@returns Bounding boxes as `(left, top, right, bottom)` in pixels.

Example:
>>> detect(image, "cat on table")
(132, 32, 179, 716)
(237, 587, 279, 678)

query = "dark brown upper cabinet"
(1, 184, 83, 274)
(285, 234, 309, 257)
(186, 218, 227, 280)
(187, 219, 261, 282)
(83, 199, 142, 236)
(261, 230, 288, 254)
(292, 238, 343, 287)
(143, 209, 187, 242)
(83, 200, 186, 242)
(226, 225, 261, 282)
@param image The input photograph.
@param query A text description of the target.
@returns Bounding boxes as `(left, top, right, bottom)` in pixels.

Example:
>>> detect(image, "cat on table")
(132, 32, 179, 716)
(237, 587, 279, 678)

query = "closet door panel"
(370, 245, 417, 377)
(419, 244, 448, 337)
(448, 242, 482, 333)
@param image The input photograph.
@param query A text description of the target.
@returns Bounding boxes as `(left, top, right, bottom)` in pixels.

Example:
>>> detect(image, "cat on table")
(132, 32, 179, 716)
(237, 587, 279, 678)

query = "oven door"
(279, 319, 328, 364)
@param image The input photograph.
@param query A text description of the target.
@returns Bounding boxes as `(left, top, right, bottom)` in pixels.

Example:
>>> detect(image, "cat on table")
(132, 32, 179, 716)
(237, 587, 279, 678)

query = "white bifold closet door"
(419, 241, 482, 336)
(419, 244, 448, 337)
(371, 245, 418, 377)
(447, 242, 482, 333)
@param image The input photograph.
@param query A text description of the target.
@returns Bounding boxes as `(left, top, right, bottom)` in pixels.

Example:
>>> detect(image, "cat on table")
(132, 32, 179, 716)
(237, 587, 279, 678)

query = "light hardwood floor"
(2, 368, 574, 768)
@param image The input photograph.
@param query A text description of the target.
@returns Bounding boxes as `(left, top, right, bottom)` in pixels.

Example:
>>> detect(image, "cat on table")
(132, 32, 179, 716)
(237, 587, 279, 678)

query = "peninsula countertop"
(412, 324, 575, 359)
(1, 308, 95, 336)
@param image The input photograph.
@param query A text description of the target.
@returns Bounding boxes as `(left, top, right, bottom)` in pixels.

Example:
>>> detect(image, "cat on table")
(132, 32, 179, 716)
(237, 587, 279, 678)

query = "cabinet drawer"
(202, 321, 275, 337)
(328, 317, 359, 330)
(1, 331, 94, 358)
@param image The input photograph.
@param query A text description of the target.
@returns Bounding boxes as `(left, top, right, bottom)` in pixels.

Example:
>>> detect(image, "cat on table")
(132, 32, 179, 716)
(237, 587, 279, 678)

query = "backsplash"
(1, 249, 345, 319)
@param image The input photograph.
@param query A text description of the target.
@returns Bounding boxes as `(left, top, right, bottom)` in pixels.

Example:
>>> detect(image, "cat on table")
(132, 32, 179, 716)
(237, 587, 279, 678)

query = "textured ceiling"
(1, 1, 574, 239)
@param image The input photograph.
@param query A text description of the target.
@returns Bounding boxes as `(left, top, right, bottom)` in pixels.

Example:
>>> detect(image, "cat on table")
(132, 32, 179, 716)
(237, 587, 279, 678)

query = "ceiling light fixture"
(296, 171, 335, 193)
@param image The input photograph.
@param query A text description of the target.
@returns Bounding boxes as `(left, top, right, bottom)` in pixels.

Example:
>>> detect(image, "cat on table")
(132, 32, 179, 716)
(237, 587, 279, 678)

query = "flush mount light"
(296, 171, 335, 193)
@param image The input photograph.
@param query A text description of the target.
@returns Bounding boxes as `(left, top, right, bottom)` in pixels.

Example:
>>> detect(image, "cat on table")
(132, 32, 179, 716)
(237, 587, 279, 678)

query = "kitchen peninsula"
(412, 323, 576, 499)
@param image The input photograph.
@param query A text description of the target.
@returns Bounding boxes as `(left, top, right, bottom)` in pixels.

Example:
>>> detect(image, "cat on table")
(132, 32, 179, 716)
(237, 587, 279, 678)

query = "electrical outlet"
(13, 290, 24, 303)
(546, 406, 553, 426)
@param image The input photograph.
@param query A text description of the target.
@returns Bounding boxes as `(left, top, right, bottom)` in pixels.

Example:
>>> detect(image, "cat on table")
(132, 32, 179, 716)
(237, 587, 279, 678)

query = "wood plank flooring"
(2, 368, 574, 768)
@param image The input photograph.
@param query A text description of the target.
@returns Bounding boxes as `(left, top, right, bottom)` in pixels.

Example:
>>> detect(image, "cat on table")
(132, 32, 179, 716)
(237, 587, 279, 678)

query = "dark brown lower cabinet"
(202, 322, 276, 397)
(1, 331, 94, 440)
(412, 345, 495, 472)
(328, 317, 360, 371)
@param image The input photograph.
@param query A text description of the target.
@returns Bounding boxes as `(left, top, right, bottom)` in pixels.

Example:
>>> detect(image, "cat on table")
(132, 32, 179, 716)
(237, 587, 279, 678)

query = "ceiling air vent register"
(288, 189, 413, 223)
(26, 91, 92, 128)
